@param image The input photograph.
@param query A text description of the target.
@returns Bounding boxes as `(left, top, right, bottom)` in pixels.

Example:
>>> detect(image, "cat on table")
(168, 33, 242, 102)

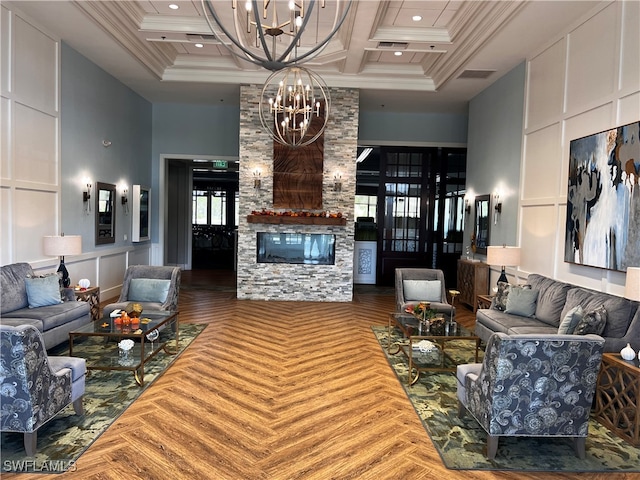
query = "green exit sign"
(213, 160, 228, 168)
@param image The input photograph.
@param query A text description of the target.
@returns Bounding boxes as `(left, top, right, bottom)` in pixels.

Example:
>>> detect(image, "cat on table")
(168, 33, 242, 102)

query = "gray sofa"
(475, 273, 640, 353)
(1, 262, 91, 349)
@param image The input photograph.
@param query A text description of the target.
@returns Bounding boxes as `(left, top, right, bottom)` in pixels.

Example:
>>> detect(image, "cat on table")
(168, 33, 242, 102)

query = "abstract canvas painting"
(565, 121, 640, 271)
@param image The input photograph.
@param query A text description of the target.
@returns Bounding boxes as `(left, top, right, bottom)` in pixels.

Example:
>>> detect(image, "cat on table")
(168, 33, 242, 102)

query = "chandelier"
(201, 0, 352, 71)
(259, 66, 330, 147)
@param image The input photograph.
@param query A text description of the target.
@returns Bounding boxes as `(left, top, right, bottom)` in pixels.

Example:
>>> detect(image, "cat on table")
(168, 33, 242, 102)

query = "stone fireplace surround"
(237, 85, 359, 302)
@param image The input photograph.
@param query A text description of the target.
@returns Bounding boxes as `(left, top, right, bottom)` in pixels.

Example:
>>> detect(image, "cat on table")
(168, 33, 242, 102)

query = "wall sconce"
(83, 180, 92, 214)
(493, 191, 502, 224)
(121, 185, 129, 214)
(465, 199, 471, 214)
(253, 170, 261, 189)
(333, 173, 342, 192)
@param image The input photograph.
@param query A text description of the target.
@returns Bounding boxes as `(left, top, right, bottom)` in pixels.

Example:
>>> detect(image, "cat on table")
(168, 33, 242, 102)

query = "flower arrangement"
(405, 302, 436, 321)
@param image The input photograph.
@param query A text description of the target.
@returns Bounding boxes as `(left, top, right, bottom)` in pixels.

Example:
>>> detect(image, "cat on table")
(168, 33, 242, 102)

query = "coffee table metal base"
(388, 312, 480, 385)
(69, 311, 179, 386)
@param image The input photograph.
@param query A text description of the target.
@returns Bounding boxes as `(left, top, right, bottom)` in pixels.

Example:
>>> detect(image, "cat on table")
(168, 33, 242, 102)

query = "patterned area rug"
(372, 325, 640, 472)
(0, 323, 206, 474)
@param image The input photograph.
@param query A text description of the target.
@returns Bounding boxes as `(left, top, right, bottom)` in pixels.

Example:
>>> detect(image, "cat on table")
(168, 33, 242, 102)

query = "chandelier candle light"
(260, 66, 329, 146)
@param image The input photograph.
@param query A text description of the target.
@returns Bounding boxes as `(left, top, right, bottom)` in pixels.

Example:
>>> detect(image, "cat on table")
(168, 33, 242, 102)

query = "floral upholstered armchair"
(0, 324, 86, 455)
(456, 332, 604, 460)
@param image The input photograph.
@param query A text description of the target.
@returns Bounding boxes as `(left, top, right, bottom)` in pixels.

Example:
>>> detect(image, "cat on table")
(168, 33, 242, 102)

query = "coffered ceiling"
(8, 0, 599, 113)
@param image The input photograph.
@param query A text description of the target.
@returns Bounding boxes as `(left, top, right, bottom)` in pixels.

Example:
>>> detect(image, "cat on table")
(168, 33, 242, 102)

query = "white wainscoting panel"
(565, 3, 617, 113)
(519, 204, 558, 278)
(618, 92, 640, 125)
(620, 1, 640, 93)
(526, 39, 565, 130)
(98, 252, 128, 302)
(14, 103, 57, 184)
(1, 187, 10, 265)
(13, 14, 58, 115)
(1, 6, 10, 97)
(1, 96, 9, 179)
(522, 123, 561, 201)
(14, 189, 57, 261)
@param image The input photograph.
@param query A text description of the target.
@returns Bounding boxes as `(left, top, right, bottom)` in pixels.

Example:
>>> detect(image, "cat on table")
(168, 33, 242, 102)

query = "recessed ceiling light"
(169, 4, 179, 10)
(412, 15, 422, 22)
(195, 43, 204, 48)
(394, 51, 403, 56)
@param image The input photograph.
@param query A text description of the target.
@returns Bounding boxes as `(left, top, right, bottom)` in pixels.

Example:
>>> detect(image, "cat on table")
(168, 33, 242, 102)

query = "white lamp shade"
(43, 235, 82, 256)
(486, 246, 521, 267)
(625, 267, 640, 302)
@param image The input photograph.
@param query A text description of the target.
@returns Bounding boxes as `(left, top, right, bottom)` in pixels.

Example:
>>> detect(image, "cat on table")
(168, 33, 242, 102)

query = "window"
(354, 195, 377, 219)
(192, 189, 227, 226)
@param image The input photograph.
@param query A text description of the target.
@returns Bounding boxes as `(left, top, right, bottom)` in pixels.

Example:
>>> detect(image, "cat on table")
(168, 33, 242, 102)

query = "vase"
(620, 343, 635, 361)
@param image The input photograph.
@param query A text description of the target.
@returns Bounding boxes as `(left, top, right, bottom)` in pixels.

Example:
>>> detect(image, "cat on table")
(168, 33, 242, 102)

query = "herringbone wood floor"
(4, 271, 634, 479)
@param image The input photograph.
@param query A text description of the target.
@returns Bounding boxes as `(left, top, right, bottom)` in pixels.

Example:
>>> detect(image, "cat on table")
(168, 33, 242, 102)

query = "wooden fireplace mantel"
(246, 215, 347, 226)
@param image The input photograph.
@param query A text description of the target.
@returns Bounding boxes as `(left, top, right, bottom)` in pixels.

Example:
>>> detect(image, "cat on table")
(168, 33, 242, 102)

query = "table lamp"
(486, 245, 521, 284)
(43, 234, 82, 288)
(625, 267, 640, 301)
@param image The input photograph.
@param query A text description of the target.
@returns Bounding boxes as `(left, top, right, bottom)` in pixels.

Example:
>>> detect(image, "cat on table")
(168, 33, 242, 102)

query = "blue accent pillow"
(25, 275, 62, 308)
(504, 286, 539, 317)
(558, 305, 583, 334)
(128, 278, 171, 303)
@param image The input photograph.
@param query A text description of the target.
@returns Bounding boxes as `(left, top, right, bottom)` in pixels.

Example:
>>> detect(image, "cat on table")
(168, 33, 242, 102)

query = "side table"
(594, 353, 639, 446)
(74, 286, 100, 321)
(477, 294, 493, 310)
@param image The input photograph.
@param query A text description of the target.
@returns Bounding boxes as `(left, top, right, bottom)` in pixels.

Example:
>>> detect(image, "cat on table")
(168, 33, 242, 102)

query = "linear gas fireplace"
(257, 232, 336, 265)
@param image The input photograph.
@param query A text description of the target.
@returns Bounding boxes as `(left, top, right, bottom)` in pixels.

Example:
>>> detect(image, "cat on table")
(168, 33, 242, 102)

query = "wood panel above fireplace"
(246, 215, 346, 226)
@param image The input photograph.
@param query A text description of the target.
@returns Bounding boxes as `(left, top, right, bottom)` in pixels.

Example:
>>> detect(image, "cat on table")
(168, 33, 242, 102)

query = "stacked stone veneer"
(237, 85, 359, 301)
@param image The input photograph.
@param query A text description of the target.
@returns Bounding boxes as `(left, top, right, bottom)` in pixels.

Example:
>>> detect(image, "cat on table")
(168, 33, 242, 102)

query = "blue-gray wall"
(61, 42, 152, 252)
(61, 43, 471, 259)
(358, 110, 468, 145)
(465, 62, 526, 252)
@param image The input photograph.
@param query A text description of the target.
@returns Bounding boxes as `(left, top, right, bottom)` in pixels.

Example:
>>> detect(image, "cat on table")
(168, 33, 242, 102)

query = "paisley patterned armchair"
(0, 324, 86, 455)
(456, 332, 604, 459)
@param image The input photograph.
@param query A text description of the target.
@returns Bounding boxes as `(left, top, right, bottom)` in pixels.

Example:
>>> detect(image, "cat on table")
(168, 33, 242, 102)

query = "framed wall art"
(565, 121, 640, 271)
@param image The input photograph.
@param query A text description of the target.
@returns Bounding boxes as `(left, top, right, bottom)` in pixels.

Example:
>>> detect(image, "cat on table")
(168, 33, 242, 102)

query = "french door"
(376, 147, 466, 286)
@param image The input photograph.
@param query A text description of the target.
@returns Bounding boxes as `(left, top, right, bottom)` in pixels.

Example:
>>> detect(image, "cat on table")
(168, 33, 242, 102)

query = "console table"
(457, 259, 489, 312)
(594, 353, 639, 446)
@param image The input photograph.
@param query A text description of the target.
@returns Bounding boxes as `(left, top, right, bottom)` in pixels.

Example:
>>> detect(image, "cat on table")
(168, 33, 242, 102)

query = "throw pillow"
(493, 281, 510, 311)
(573, 304, 607, 335)
(128, 278, 171, 303)
(25, 275, 63, 308)
(557, 305, 584, 334)
(504, 286, 539, 317)
(403, 279, 442, 302)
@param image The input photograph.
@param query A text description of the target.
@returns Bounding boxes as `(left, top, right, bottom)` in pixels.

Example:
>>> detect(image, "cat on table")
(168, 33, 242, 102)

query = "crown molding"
(427, 0, 527, 88)
(72, 0, 176, 79)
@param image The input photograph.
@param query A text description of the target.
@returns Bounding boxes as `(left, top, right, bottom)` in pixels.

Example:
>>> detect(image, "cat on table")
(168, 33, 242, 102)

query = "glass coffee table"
(388, 312, 481, 385)
(69, 310, 179, 386)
